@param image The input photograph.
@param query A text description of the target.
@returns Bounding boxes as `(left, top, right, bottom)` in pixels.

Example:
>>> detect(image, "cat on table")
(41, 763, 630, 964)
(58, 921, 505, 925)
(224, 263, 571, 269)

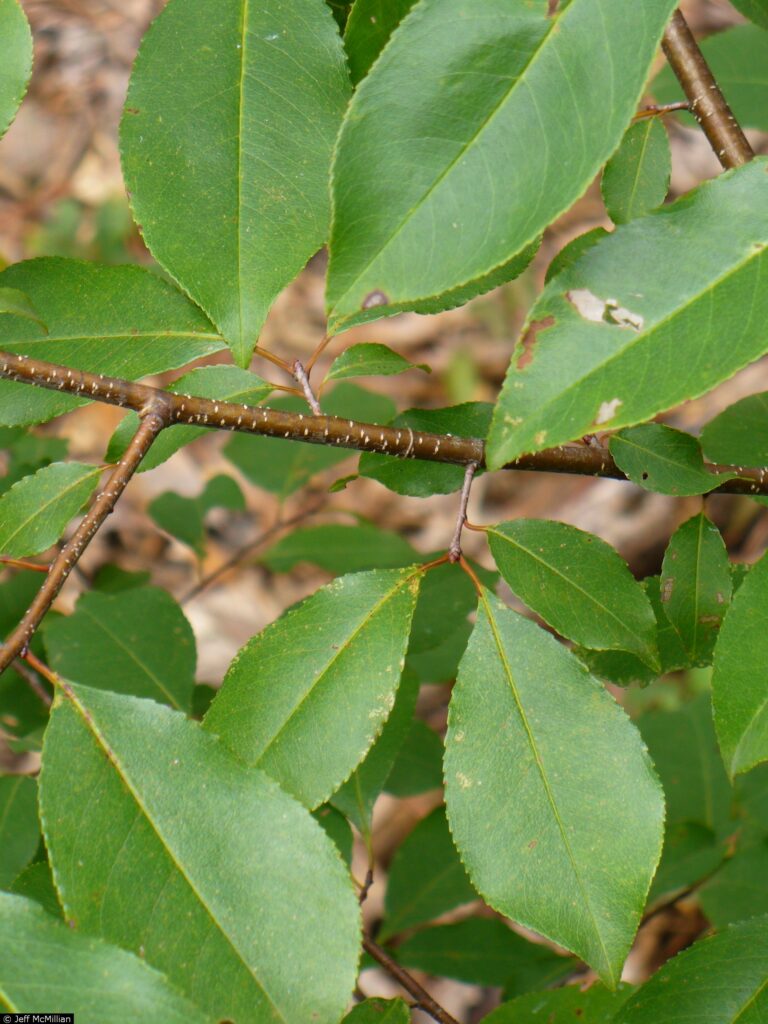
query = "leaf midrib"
(63, 687, 290, 1023)
(235, 0, 249, 355)
(331, 8, 558, 316)
(490, 527, 655, 664)
(480, 590, 614, 983)
(258, 567, 420, 765)
(0, 775, 24, 838)
(733, 973, 768, 1021)
(0, 465, 101, 553)
(2, 331, 223, 345)
(612, 434, 721, 489)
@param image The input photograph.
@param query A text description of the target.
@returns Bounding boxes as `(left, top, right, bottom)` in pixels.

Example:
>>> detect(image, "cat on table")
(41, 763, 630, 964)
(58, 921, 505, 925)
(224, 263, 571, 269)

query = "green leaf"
(713, 549, 768, 777)
(149, 474, 245, 556)
(343, 999, 411, 1024)
(700, 392, 768, 468)
(487, 160, 768, 467)
(643, 575, 691, 672)
(0, 260, 224, 427)
(40, 684, 360, 1023)
(0, 462, 101, 557)
(121, 0, 350, 367)
(654, 25, 768, 131)
(614, 916, 768, 1022)
(331, 670, 419, 836)
(640, 695, 731, 833)
(0, 572, 52, 739)
(0, 775, 39, 888)
(326, 343, 429, 382)
(0, 0, 32, 141)
(204, 566, 422, 808)
(649, 821, 724, 903)
(699, 841, 768, 927)
(43, 587, 197, 712)
(730, 0, 768, 30)
(487, 984, 633, 1023)
(9, 859, 62, 919)
(106, 365, 273, 473)
(395, 917, 571, 991)
(91, 564, 152, 594)
(660, 514, 732, 667)
(262, 522, 417, 574)
(326, 0, 677, 331)
(312, 804, 353, 865)
(545, 227, 610, 285)
(0, 287, 46, 330)
(601, 118, 671, 225)
(444, 590, 664, 986)
(384, 718, 444, 797)
(610, 424, 736, 496)
(379, 807, 477, 941)
(488, 519, 659, 668)
(0, 893, 209, 1022)
(359, 404, 492, 497)
(575, 648, 657, 689)
(344, 0, 416, 84)
(224, 385, 395, 498)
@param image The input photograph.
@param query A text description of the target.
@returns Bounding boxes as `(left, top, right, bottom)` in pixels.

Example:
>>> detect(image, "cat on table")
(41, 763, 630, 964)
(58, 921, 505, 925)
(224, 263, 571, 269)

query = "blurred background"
(1, 1, 767, 1018)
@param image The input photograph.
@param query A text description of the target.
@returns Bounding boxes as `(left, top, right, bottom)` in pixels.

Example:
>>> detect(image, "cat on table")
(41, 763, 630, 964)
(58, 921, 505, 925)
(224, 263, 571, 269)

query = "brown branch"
(363, 937, 461, 1024)
(0, 400, 170, 674)
(0, 556, 49, 573)
(633, 101, 690, 122)
(2, 352, 767, 497)
(661, 9, 754, 169)
(293, 359, 322, 415)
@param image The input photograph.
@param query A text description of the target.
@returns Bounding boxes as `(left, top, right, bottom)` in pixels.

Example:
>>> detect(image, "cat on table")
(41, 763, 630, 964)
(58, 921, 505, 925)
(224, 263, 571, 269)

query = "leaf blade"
(0, 462, 101, 557)
(444, 590, 664, 985)
(487, 160, 768, 466)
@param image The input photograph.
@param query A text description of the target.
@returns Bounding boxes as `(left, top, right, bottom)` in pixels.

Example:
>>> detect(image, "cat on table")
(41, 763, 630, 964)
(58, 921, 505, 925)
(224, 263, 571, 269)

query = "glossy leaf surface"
(40, 684, 360, 1023)
(700, 392, 768, 468)
(610, 424, 735, 496)
(714, 550, 768, 777)
(262, 523, 416, 574)
(615, 916, 768, 1022)
(122, 0, 350, 366)
(384, 719, 444, 796)
(602, 118, 670, 225)
(326, 343, 429, 381)
(0, 775, 39, 887)
(445, 590, 664, 985)
(43, 587, 197, 711)
(149, 474, 245, 556)
(380, 806, 477, 941)
(0, 288, 46, 329)
(0, 462, 100, 557)
(343, 999, 410, 1024)
(0, 260, 224, 426)
(395, 917, 571, 991)
(331, 671, 419, 835)
(343, 0, 416, 83)
(205, 567, 421, 808)
(0, 0, 32, 141)
(0, 893, 209, 1022)
(488, 161, 768, 466)
(106, 365, 273, 472)
(488, 984, 632, 1023)
(327, 0, 677, 331)
(488, 519, 658, 667)
(660, 514, 732, 667)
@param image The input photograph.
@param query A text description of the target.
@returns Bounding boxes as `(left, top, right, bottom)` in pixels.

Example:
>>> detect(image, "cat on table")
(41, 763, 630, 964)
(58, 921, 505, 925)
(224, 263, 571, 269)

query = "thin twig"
(13, 655, 52, 707)
(0, 403, 169, 674)
(293, 359, 322, 415)
(252, 345, 293, 374)
(305, 333, 333, 374)
(661, 9, 753, 169)
(363, 937, 462, 1024)
(0, 556, 49, 573)
(633, 101, 690, 121)
(2, 352, 767, 497)
(181, 499, 327, 603)
(448, 462, 478, 563)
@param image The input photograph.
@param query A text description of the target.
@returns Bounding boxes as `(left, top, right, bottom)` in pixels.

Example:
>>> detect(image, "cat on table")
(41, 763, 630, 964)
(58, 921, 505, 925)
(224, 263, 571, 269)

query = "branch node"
(292, 360, 322, 415)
